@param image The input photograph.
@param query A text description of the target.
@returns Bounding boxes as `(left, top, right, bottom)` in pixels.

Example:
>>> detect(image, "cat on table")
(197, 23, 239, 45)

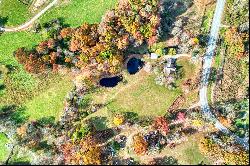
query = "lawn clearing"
(159, 133, 211, 165)
(0, 31, 44, 66)
(24, 74, 73, 121)
(176, 57, 200, 108)
(0, 133, 9, 163)
(89, 58, 198, 119)
(39, 0, 118, 27)
(92, 71, 182, 118)
(176, 57, 197, 84)
(0, 0, 31, 27)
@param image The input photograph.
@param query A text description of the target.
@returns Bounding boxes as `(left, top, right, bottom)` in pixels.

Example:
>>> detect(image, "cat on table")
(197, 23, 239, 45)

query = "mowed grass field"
(159, 133, 211, 165)
(0, 133, 9, 163)
(0, 0, 31, 27)
(40, 0, 118, 27)
(88, 71, 182, 119)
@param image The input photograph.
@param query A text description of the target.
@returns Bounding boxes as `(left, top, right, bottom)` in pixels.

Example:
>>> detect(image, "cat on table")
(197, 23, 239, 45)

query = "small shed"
(150, 53, 159, 59)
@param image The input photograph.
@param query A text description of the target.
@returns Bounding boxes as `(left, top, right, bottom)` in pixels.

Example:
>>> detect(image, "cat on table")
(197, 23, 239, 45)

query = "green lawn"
(88, 58, 197, 119)
(0, 0, 31, 27)
(91, 71, 182, 118)
(183, 139, 210, 165)
(0, 0, 117, 28)
(0, 32, 43, 65)
(0, 133, 9, 163)
(24, 74, 73, 121)
(40, 0, 118, 27)
(160, 134, 211, 165)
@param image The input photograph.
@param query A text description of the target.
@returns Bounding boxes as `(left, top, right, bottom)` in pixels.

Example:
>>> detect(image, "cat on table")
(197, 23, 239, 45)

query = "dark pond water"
(127, 58, 144, 75)
(99, 76, 123, 87)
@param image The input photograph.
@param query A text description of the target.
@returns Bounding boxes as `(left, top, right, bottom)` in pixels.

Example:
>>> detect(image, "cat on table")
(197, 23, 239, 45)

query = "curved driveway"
(0, 0, 58, 32)
(200, 0, 249, 150)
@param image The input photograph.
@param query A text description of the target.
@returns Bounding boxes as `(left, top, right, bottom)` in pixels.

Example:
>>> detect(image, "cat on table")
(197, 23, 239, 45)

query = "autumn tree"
(153, 117, 169, 135)
(62, 136, 102, 165)
(132, 134, 148, 155)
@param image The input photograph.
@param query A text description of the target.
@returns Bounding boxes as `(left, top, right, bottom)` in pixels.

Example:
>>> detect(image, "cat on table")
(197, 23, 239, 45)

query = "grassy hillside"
(40, 0, 118, 27)
(0, 0, 31, 27)
(0, 133, 9, 163)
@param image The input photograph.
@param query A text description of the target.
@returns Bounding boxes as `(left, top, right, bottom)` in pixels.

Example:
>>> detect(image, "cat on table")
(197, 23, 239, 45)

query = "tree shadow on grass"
(0, 84, 5, 91)
(57, 17, 71, 28)
(37, 116, 55, 126)
(151, 156, 179, 165)
(89, 116, 108, 131)
(123, 111, 139, 124)
(8, 161, 31, 165)
(0, 105, 29, 126)
(0, 16, 8, 27)
(93, 128, 115, 145)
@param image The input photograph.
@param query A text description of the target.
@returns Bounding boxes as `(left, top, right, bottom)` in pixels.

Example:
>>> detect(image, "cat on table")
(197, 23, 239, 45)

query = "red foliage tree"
(153, 117, 169, 135)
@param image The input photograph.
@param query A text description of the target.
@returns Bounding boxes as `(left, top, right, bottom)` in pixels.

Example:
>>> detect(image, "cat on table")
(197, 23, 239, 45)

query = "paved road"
(0, 0, 58, 32)
(199, 0, 249, 150)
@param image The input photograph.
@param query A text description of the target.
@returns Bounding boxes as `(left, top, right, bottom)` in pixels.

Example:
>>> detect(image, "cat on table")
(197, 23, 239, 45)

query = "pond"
(99, 76, 123, 88)
(127, 58, 144, 75)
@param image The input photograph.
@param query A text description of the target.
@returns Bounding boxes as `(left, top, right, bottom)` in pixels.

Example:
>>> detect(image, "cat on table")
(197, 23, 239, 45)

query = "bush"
(71, 121, 92, 142)
(149, 42, 166, 56)
(132, 134, 148, 155)
(113, 114, 125, 126)
(167, 48, 177, 55)
(153, 117, 169, 135)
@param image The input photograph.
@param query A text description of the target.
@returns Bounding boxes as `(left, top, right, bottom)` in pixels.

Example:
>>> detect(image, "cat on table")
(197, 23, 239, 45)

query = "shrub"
(149, 42, 166, 55)
(132, 134, 148, 155)
(71, 122, 91, 142)
(153, 117, 169, 135)
(113, 114, 125, 126)
(167, 48, 176, 55)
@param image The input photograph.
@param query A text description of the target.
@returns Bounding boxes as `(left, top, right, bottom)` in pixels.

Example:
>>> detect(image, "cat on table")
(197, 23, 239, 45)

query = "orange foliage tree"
(62, 136, 102, 165)
(132, 134, 148, 155)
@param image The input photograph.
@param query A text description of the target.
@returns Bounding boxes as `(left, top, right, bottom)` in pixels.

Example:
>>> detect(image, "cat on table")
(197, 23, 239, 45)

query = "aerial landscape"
(0, 0, 249, 165)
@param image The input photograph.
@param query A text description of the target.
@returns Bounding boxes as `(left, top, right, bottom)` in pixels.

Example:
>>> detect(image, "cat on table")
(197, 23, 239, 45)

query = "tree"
(153, 117, 169, 135)
(224, 27, 246, 59)
(60, 27, 73, 39)
(132, 134, 148, 155)
(113, 114, 125, 126)
(62, 136, 102, 165)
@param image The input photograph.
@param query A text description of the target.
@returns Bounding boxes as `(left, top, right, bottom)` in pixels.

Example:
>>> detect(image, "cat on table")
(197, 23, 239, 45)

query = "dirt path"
(0, 0, 58, 32)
